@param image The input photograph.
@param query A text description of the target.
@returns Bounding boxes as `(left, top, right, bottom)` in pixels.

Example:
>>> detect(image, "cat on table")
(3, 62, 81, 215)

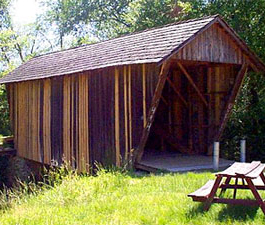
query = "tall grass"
(0, 168, 264, 225)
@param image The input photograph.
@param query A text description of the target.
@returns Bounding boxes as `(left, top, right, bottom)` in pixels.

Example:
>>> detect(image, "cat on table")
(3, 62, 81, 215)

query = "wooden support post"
(136, 61, 171, 162)
(166, 77, 188, 107)
(215, 62, 248, 141)
(115, 67, 120, 167)
(177, 62, 208, 107)
(142, 64, 147, 127)
(240, 139, 246, 162)
(207, 67, 213, 155)
(213, 142, 219, 171)
(124, 66, 129, 161)
(63, 76, 71, 164)
(128, 65, 132, 158)
(233, 177, 238, 199)
(43, 79, 51, 164)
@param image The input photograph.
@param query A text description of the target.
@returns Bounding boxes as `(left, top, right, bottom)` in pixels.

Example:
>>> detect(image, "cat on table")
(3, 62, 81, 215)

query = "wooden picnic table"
(188, 161, 265, 214)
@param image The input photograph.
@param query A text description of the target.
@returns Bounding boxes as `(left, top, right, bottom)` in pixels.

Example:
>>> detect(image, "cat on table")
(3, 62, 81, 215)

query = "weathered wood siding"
(175, 23, 245, 64)
(169, 64, 240, 154)
(8, 63, 160, 170)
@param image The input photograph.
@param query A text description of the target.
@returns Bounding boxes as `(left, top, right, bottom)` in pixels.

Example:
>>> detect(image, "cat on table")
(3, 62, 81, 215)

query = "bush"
(221, 72, 265, 162)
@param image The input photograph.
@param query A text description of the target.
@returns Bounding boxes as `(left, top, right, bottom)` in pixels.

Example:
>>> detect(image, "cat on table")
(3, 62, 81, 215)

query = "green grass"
(0, 134, 3, 145)
(0, 169, 265, 225)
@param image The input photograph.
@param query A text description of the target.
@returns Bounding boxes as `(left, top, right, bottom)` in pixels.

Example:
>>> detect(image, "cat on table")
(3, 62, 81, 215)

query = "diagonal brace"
(177, 62, 208, 107)
(166, 77, 188, 107)
(215, 62, 248, 141)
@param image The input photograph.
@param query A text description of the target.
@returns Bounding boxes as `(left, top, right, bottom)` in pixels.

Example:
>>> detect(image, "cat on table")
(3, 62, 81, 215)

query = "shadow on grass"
(217, 204, 259, 221)
(186, 203, 206, 218)
(187, 202, 260, 222)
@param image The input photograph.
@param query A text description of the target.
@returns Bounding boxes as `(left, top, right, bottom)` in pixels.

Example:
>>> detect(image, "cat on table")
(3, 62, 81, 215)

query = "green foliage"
(41, 0, 192, 46)
(221, 72, 265, 161)
(0, 0, 11, 29)
(127, 0, 191, 32)
(0, 170, 265, 224)
(0, 85, 10, 135)
(0, 2, 52, 135)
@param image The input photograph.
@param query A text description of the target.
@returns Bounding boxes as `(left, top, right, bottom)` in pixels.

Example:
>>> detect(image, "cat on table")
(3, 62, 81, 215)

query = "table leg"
(246, 178, 265, 215)
(220, 176, 231, 196)
(204, 176, 222, 211)
(233, 177, 238, 199)
(260, 173, 265, 185)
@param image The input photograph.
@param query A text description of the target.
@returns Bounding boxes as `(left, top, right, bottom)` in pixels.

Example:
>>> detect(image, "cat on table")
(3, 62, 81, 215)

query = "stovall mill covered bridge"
(1, 15, 265, 172)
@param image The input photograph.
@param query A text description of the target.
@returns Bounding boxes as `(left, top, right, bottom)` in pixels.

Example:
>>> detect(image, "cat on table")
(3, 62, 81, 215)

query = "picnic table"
(188, 161, 265, 214)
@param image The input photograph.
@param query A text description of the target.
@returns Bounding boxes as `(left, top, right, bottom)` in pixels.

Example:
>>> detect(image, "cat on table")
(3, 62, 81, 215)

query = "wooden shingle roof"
(1, 15, 264, 84)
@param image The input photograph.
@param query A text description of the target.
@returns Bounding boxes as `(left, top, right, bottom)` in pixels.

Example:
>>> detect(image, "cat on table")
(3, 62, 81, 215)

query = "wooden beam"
(166, 77, 188, 107)
(124, 66, 129, 161)
(177, 62, 208, 107)
(142, 64, 147, 127)
(128, 65, 132, 158)
(43, 79, 51, 165)
(161, 96, 168, 106)
(63, 76, 71, 163)
(215, 62, 248, 141)
(216, 18, 265, 72)
(115, 67, 120, 167)
(135, 61, 171, 163)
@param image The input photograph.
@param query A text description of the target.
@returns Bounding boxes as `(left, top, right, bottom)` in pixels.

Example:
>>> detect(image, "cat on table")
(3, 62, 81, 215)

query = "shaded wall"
(7, 63, 160, 171)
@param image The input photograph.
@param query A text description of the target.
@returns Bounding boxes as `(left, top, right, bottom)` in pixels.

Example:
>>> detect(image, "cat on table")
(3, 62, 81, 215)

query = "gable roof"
(1, 15, 264, 84)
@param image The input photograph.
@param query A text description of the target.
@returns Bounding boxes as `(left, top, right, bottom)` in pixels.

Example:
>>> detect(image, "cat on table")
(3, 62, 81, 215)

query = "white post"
(213, 142, 220, 171)
(240, 139, 246, 162)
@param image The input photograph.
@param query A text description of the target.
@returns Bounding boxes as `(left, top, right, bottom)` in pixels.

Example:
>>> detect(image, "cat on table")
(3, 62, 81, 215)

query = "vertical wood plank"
(115, 67, 120, 167)
(77, 74, 89, 172)
(70, 76, 75, 168)
(36, 81, 41, 162)
(13, 84, 17, 150)
(207, 67, 213, 155)
(124, 66, 129, 161)
(215, 67, 220, 126)
(128, 65, 132, 157)
(172, 69, 183, 141)
(78, 75, 83, 171)
(43, 79, 51, 164)
(63, 76, 71, 163)
(85, 73, 89, 171)
(142, 64, 147, 128)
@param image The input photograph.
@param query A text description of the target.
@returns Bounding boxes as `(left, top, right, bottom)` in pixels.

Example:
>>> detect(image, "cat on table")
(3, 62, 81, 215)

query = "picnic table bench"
(188, 161, 265, 214)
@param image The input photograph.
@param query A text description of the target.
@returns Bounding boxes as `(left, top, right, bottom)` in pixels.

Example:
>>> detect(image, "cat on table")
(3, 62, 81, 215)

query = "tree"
(41, 0, 191, 47)
(0, 22, 53, 77)
(0, 0, 11, 135)
(0, 1, 53, 135)
(0, 0, 11, 29)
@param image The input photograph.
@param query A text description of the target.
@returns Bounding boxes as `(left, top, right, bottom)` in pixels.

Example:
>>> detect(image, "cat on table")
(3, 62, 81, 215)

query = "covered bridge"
(1, 15, 265, 172)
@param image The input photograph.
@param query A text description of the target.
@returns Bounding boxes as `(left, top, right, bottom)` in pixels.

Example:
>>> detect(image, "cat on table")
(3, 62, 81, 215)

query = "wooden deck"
(136, 151, 233, 172)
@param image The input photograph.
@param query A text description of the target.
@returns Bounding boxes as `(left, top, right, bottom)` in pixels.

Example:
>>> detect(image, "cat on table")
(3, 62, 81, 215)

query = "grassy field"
(0, 169, 265, 225)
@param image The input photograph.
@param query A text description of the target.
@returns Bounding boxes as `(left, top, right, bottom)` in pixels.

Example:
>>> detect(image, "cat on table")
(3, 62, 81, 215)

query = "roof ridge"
(33, 14, 219, 60)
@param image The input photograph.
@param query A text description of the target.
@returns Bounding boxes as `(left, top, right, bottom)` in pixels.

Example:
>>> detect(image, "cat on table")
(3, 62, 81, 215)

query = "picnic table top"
(216, 161, 265, 179)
